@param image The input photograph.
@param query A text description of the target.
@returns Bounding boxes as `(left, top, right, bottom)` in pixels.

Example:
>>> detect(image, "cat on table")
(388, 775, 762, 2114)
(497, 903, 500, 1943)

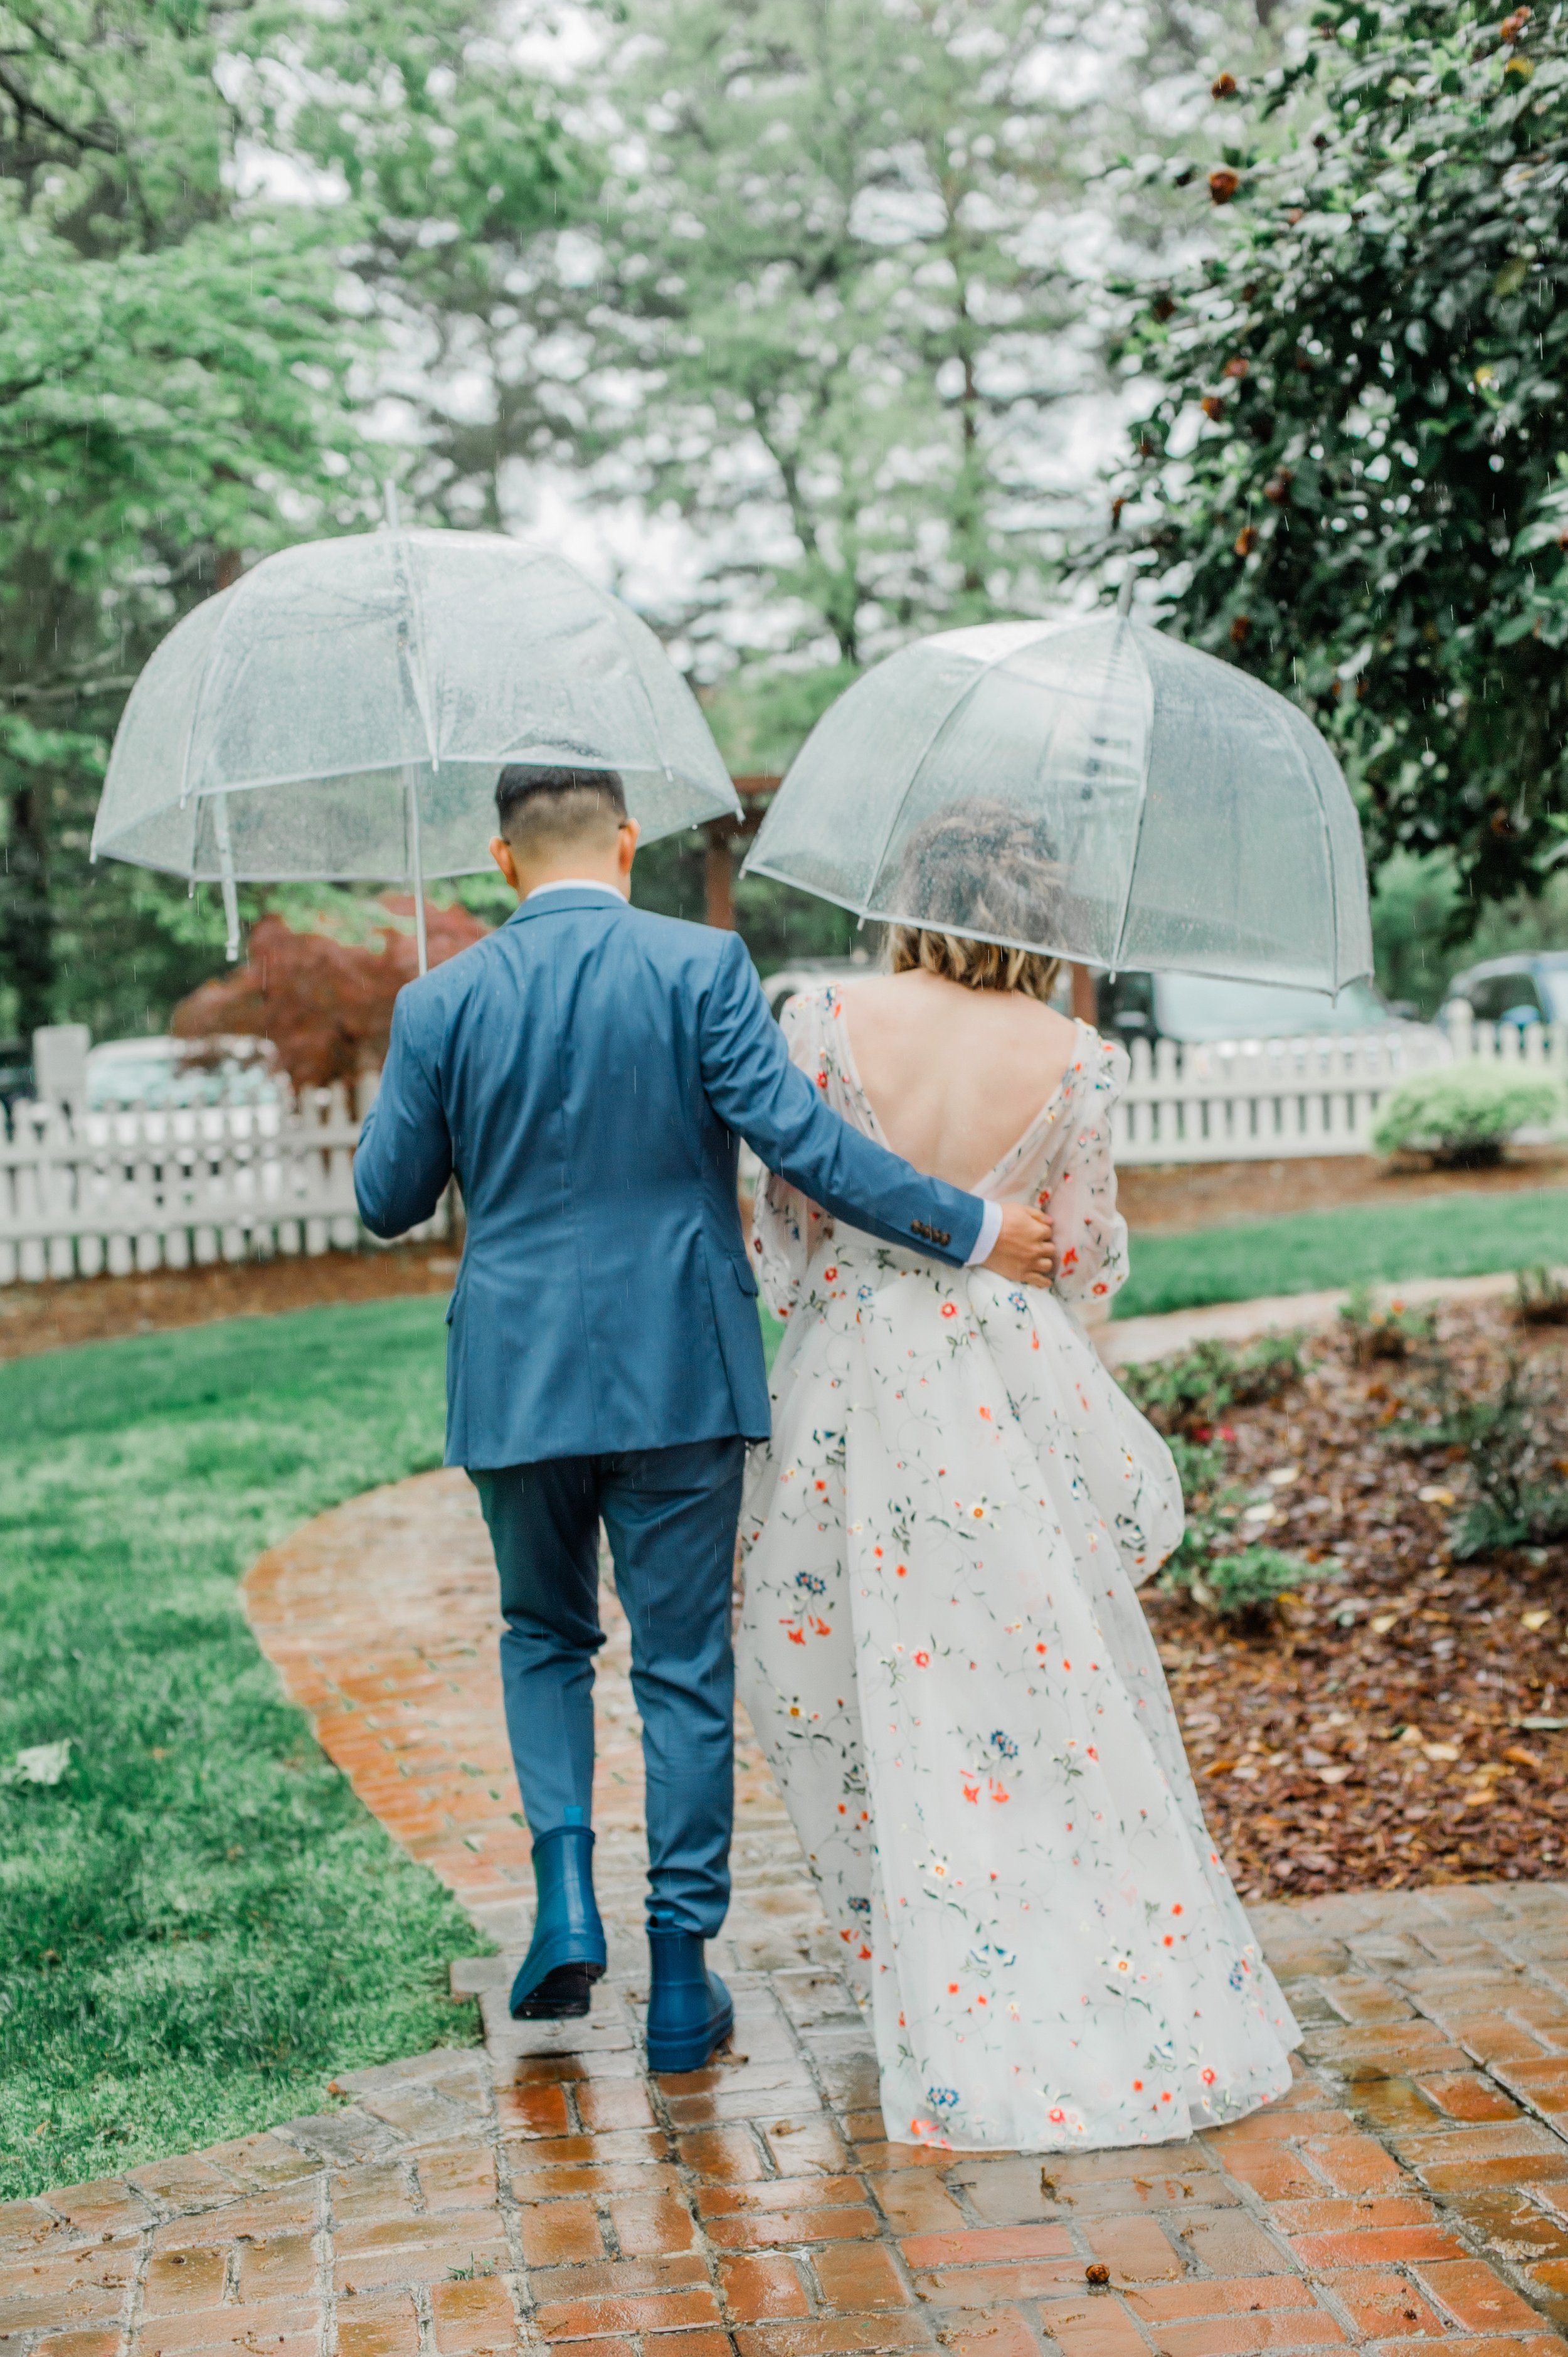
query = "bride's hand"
(983, 1204, 1054, 1287)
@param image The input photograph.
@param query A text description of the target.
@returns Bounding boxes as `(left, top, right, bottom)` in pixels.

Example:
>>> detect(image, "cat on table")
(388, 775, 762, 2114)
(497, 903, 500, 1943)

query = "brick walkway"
(7, 1472, 1568, 2357)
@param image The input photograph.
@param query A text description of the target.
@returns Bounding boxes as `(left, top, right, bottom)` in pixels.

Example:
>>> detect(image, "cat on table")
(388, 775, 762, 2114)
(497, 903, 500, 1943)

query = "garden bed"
(1145, 1294, 1568, 1902)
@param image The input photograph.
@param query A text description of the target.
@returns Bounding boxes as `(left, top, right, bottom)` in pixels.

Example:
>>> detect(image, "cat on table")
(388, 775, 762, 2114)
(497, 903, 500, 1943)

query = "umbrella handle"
(213, 794, 241, 963)
(405, 770, 428, 975)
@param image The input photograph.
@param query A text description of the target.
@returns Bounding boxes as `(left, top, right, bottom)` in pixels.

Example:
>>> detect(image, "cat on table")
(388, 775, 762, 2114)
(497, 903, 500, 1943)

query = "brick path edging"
(1099, 1270, 1520, 1370)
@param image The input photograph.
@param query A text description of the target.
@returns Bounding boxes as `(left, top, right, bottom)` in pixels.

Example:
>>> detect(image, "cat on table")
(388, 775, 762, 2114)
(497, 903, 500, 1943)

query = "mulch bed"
(1145, 1296, 1568, 1902)
(1119, 1142, 1568, 1233)
(0, 1240, 459, 1361)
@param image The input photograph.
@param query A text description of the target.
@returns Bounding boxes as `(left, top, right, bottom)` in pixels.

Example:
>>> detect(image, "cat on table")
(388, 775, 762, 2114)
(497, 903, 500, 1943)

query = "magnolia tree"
(1106, 0, 1568, 907)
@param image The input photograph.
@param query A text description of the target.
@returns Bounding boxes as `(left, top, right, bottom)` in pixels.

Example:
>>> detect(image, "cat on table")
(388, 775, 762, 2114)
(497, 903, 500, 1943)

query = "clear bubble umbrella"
(742, 607, 1372, 992)
(92, 524, 741, 971)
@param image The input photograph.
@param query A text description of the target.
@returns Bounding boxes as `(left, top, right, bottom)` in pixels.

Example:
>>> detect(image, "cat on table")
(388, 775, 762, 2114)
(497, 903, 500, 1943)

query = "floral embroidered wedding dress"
(738, 986, 1300, 2152)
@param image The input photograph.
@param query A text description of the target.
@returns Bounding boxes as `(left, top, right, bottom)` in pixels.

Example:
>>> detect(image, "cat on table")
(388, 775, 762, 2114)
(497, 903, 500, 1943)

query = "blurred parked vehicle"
(1098, 972, 1449, 1075)
(0, 1041, 33, 1112)
(1441, 952, 1568, 1033)
(84, 1035, 285, 1113)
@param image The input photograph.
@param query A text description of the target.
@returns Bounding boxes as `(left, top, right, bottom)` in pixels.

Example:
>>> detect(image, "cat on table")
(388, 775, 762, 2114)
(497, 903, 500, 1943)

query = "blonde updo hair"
(886, 801, 1064, 1004)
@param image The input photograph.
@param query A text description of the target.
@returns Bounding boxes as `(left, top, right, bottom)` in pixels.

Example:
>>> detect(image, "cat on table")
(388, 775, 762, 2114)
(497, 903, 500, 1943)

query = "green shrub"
(1395, 1347, 1568, 1558)
(1372, 1063, 1560, 1168)
(1515, 1266, 1568, 1328)
(1153, 1432, 1328, 1626)
(1130, 1336, 1323, 1622)
(1162, 1544, 1325, 1623)
(1121, 1331, 1305, 1440)
(1338, 1283, 1437, 1362)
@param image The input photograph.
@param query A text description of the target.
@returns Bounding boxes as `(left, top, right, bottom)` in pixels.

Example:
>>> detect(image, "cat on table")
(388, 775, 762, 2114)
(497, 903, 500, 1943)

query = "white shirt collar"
(523, 878, 627, 903)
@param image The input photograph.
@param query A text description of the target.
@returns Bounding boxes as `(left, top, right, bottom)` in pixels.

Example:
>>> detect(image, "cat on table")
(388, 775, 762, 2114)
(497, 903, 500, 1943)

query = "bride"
(737, 808, 1300, 2153)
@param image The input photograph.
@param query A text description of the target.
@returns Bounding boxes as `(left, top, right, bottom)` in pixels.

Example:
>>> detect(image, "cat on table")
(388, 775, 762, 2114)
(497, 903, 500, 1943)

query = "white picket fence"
(0, 1081, 455, 1287)
(3, 1006, 1565, 1284)
(1113, 1004, 1567, 1165)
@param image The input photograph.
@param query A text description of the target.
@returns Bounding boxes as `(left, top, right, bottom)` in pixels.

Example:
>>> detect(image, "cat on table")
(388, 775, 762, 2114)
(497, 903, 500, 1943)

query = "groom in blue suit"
(354, 764, 1052, 2072)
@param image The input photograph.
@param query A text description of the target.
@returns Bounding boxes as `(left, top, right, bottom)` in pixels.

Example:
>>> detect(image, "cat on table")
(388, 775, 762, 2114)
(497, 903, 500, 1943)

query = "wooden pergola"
(702, 774, 781, 930)
(704, 774, 1097, 1021)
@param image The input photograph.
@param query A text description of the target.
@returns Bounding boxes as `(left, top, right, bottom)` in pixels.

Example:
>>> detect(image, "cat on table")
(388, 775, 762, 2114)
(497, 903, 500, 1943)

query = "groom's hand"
(983, 1204, 1054, 1287)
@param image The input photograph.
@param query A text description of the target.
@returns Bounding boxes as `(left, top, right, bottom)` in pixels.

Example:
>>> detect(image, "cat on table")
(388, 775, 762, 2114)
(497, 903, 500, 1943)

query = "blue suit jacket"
(353, 890, 986, 1467)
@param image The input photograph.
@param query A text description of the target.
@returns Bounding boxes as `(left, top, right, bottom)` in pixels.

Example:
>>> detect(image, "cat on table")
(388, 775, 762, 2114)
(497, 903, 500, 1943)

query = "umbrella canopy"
(743, 613, 1372, 992)
(93, 528, 740, 964)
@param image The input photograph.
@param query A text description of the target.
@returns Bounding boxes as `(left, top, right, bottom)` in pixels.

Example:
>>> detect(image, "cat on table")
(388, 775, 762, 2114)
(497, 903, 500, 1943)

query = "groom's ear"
(490, 835, 523, 897)
(618, 819, 641, 876)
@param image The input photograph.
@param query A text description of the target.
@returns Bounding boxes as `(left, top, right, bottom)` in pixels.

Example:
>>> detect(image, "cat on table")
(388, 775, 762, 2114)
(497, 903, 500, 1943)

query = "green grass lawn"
(761, 1186, 1568, 1329)
(0, 1299, 483, 2203)
(1116, 1183, 1568, 1319)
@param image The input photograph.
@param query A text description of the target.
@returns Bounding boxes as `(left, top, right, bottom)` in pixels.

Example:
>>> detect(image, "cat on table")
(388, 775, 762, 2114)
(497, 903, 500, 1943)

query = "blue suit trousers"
(472, 1437, 746, 1938)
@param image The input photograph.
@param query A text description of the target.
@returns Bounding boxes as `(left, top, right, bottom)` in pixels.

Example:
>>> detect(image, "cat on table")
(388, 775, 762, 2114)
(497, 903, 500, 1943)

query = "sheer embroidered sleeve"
(1047, 1034, 1131, 1310)
(750, 991, 835, 1321)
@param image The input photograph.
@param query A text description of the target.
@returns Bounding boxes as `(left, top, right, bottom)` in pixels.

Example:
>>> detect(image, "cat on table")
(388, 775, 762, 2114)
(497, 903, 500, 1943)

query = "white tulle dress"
(738, 987, 1300, 2152)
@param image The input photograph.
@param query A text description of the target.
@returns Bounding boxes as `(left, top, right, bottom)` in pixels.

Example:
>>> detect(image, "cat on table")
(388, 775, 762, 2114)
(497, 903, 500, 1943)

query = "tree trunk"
(704, 825, 736, 929)
(2, 780, 55, 1038)
(1070, 962, 1099, 1024)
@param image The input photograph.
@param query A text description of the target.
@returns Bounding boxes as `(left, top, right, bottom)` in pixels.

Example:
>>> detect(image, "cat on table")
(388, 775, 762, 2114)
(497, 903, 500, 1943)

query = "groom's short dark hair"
(495, 764, 628, 853)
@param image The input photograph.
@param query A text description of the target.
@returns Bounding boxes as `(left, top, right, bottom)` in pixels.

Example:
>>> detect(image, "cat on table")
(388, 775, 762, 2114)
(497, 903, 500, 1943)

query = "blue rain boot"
(509, 1810, 607, 2021)
(645, 1930, 734, 2073)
